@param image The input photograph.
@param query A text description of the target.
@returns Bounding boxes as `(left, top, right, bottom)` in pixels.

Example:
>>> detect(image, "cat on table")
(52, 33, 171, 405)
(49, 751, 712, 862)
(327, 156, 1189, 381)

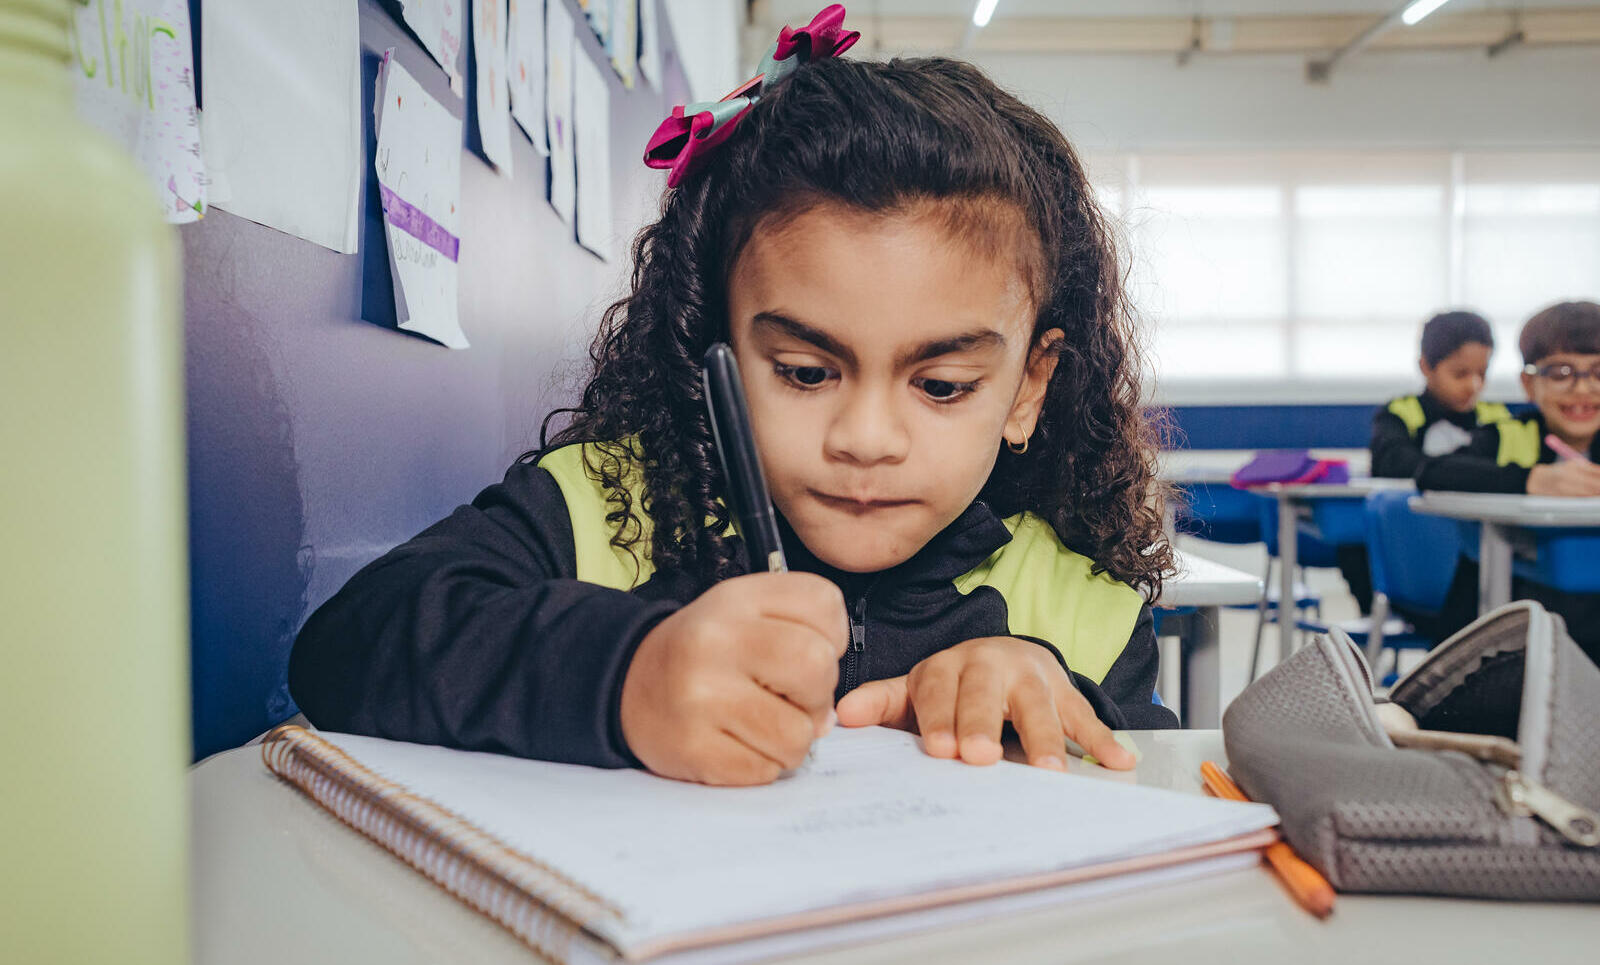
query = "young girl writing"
(289, 5, 1177, 787)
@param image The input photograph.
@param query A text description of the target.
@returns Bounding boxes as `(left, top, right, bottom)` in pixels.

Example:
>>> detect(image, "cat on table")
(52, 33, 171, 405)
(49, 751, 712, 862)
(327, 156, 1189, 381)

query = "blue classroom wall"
(183, 1, 688, 759)
(1161, 400, 1533, 451)
(1162, 404, 1375, 450)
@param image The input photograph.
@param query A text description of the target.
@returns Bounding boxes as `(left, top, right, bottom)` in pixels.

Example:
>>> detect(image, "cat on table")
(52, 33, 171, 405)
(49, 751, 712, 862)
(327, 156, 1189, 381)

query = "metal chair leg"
(1248, 557, 1273, 683)
(1365, 593, 1390, 681)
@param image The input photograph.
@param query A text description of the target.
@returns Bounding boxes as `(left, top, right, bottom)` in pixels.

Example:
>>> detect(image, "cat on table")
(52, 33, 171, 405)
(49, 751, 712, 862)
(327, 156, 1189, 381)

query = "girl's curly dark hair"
(540, 55, 1174, 600)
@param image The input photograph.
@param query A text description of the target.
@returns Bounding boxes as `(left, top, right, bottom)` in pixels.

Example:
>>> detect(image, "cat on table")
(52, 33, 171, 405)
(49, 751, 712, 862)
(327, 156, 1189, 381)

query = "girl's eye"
(774, 363, 834, 389)
(915, 377, 979, 403)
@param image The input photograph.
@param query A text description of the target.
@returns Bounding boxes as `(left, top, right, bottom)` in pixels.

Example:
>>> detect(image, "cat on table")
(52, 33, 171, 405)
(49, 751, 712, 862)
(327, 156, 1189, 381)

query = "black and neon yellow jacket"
(288, 443, 1176, 768)
(1370, 392, 1513, 479)
(1417, 412, 1599, 493)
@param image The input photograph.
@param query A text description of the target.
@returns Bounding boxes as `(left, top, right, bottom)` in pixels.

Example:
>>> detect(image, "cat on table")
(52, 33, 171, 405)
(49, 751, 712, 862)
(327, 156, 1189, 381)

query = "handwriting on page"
(374, 51, 467, 348)
(325, 726, 1277, 943)
(69, 0, 205, 223)
(398, 0, 464, 94)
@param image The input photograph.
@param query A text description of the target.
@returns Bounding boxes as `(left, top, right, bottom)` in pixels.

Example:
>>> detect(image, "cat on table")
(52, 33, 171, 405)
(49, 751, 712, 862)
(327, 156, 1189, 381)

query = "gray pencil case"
(1223, 601, 1600, 900)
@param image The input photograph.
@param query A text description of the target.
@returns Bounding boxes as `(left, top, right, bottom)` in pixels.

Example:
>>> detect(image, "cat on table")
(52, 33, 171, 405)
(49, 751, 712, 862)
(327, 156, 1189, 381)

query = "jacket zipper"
(843, 588, 871, 695)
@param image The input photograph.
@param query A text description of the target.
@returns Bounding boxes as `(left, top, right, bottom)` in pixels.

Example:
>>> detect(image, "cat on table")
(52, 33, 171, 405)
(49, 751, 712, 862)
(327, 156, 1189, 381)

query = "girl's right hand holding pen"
(620, 572, 849, 786)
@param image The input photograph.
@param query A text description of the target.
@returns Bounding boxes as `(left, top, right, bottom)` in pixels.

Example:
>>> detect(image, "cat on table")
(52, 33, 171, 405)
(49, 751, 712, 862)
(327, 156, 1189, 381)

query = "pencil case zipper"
(1383, 727, 1600, 847)
(1342, 603, 1600, 848)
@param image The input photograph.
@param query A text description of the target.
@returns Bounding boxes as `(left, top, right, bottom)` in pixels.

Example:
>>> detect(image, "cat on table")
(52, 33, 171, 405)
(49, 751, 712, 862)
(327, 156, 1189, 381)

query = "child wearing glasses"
(1417, 300, 1600, 663)
(1417, 301, 1600, 495)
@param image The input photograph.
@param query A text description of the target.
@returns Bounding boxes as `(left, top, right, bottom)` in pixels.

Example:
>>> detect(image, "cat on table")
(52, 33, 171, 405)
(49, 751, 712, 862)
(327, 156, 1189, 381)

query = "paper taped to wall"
(508, 0, 549, 153)
(473, 0, 513, 175)
(398, 0, 466, 95)
(545, 0, 577, 225)
(69, 0, 205, 223)
(199, 0, 362, 253)
(375, 50, 468, 349)
(573, 43, 612, 260)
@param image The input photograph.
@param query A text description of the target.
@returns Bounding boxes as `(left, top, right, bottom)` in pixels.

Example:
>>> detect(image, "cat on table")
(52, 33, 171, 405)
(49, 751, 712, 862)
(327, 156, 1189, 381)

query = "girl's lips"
(811, 491, 918, 512)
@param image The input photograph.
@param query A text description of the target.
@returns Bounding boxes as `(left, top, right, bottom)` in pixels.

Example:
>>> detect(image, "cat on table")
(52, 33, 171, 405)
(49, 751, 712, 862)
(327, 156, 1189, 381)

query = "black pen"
(702, 343, 788, 573)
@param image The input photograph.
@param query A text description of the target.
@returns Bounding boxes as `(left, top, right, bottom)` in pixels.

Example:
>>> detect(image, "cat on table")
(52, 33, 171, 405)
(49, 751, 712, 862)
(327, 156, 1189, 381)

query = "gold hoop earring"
(1007, 437, 1028, 455)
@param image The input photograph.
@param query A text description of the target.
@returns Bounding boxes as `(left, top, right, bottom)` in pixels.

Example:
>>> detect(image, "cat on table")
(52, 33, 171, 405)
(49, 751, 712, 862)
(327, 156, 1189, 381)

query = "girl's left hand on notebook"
(833, 637, 1136, 772)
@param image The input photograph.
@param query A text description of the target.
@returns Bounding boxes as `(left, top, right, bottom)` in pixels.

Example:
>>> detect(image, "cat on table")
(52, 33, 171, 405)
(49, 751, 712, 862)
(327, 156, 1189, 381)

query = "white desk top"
(1158, 550, 1262, 608)
(191, 730, 1600, 965)
(1411, 492, 1600, 527)
(1260, 478, 1416, 499)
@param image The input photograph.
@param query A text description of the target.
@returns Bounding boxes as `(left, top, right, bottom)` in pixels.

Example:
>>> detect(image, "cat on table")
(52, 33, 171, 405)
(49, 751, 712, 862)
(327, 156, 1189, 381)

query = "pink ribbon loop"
(774, 4, 859, 62)
(642, 5, 857, 188)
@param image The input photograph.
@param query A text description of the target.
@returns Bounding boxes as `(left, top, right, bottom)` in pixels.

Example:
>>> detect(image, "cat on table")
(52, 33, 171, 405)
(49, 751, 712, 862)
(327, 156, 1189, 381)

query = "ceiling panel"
(766, 1, 1600, 22)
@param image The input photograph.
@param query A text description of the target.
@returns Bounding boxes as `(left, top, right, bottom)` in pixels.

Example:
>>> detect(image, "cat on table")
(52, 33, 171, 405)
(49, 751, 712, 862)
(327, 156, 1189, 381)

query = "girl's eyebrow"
(751, 311, 1006, 368)
(752, 312, 856, 366)
(898, 330, 1006, 367)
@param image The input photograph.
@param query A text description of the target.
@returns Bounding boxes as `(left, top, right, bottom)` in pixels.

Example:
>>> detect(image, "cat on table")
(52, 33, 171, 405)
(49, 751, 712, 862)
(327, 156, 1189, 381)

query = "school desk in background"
(1411, 492, 1600, 612)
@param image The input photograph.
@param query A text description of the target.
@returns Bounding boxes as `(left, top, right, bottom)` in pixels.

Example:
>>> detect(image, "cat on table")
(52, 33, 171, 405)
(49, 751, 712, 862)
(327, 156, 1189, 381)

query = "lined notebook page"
(319, 726, 1276, 956)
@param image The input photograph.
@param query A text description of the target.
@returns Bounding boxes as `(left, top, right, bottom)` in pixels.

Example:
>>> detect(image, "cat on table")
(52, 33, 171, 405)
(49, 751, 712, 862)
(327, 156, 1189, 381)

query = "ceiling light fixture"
(1401, 0, 1455, 26)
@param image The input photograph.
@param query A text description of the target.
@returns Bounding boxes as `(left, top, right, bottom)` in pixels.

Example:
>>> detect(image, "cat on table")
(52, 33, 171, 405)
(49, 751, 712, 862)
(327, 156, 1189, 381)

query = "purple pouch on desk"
(1231, 450, 1350, 488)
(1232, 450, 1314, 486)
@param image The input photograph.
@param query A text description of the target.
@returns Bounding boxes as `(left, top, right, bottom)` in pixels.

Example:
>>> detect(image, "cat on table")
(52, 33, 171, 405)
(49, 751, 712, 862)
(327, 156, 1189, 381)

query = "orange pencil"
(1201, 760, 1336, 919)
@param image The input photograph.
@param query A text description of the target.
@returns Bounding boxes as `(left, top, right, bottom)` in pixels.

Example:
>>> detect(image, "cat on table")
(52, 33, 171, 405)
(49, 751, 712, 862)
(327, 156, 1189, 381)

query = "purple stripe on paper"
(379, 184, 460, 262)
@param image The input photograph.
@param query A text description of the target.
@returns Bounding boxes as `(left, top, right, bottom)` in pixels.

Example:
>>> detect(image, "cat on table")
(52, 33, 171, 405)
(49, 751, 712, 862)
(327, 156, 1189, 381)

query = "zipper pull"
(850, 595, 868, 652)
(1495, 771, 1600, 847)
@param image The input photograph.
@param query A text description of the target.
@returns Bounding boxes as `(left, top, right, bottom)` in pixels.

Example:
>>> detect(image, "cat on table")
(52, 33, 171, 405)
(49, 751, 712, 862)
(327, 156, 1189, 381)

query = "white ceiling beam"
(1307, 0, 1424, 81)
(848, 8, 1600, 57)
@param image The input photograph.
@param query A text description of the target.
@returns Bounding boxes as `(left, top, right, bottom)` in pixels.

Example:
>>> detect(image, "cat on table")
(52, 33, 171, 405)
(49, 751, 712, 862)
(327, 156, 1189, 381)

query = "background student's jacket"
(1417, 413, 1600, 493)
(1369, 392, 1512, 479)
(288, 442, 1175, 767)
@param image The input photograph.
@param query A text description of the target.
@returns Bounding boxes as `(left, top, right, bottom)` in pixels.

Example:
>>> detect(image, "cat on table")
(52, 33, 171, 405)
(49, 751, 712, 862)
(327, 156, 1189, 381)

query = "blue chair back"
(1172, 482, 1265, 545)
(1257, 497, 1341, 567)
(1364, 490, 1463, 615)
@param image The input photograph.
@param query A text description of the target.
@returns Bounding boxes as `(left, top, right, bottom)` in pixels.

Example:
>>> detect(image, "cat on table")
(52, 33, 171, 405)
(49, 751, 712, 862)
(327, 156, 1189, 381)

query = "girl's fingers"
(745, 572, 851, 648)
(835, 675, 914, 731)
(1052, 676, 1134, 770)
(701, 730, 786, 786)
(907, 659, 960, 758)
(953, 661, 1005, 766)
(1008, 674, 1066, 771)
(739, 621, 841, 717)
(722, 683, 820, 771)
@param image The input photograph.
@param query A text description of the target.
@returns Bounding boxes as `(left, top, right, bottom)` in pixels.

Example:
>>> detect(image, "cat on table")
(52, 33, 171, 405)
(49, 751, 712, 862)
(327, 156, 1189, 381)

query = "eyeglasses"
(1524, 362, 1600, 390)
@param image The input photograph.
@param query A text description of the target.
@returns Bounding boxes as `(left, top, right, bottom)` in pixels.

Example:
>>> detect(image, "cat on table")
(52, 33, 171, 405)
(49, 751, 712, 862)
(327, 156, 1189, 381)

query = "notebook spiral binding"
(262, 725, 626, 964)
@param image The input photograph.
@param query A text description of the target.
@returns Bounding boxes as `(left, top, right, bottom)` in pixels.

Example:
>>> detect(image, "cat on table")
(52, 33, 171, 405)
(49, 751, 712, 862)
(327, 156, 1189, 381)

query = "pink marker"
(1546, 433, 1592, 464)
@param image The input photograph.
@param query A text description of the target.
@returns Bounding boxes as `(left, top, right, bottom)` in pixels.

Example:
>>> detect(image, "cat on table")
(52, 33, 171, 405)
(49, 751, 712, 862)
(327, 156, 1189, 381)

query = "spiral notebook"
(262, 724, 1278, 964)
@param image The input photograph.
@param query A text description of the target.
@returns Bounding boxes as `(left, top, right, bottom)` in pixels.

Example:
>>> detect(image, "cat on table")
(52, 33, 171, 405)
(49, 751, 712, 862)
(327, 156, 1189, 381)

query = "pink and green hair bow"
(643, 4, 860, 188)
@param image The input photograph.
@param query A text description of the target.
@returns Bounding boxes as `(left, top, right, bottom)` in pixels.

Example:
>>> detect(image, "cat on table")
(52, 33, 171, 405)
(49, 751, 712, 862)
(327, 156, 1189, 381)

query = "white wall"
(965, 46, 1600, 153)
(954, 45, 1600, 405)
(663, 0, 744, 102)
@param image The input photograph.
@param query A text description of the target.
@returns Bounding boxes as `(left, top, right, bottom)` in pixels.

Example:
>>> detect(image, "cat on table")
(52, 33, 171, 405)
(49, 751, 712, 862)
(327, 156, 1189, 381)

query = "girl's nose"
(823, 385, 911, 466)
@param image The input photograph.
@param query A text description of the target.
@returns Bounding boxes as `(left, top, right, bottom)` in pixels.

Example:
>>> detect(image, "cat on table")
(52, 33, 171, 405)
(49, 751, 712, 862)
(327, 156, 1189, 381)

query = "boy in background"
(1418, 300, 1600, 664)
(1347, 311, 1507, 616)
(1370, 311, 1509, 480)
